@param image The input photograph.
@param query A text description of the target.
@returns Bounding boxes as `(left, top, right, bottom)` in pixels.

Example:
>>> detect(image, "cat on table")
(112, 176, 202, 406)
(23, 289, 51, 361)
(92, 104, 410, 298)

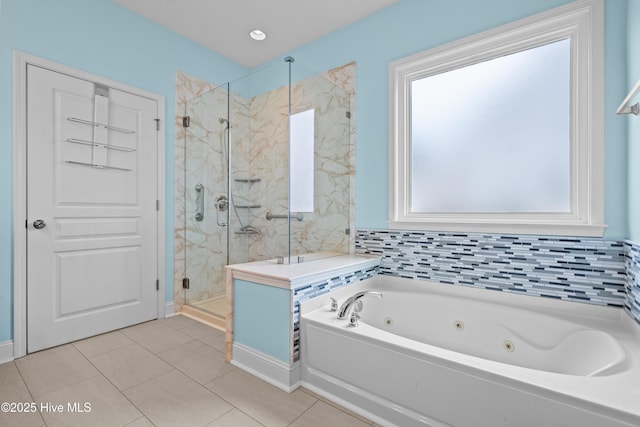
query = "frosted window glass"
(410, 39, 570, 213)
(290, 109, 314, 212)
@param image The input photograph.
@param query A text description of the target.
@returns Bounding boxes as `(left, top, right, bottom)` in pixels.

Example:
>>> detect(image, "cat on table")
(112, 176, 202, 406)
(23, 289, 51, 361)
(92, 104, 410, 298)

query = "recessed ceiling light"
(249, 29, 267, 41)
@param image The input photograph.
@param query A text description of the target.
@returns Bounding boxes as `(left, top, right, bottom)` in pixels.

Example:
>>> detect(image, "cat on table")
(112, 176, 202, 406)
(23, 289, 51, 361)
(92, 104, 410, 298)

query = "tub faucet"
(337, 291, 382, 319)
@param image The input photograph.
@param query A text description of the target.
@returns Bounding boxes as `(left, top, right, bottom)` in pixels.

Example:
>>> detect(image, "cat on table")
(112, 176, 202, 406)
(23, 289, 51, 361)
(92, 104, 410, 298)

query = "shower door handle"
(215, 195, 228, 227)
(195, 184, 204, 222)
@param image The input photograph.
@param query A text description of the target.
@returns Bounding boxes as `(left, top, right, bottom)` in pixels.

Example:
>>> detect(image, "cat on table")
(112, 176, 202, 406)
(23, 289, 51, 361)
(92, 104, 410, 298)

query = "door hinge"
(182, 278, 190, 289)
(346, 111, 351, 119)
(156, 200, 160, 211)
(155, 118, 160, 131)
(182, 116, 190, 128)
(345, 228, 351, 235)
(156, 279, 160, 291)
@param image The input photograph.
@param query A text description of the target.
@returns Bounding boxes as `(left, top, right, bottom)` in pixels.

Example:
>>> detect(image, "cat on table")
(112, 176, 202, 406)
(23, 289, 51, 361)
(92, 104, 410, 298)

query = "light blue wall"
(0, 0, 632, 345)
(233, 280, 291, 363)
(284, 0, 629, 239)
(605, 0, 630, 239)
(627, 0, 640, 240)
(0, 0, 248, 343)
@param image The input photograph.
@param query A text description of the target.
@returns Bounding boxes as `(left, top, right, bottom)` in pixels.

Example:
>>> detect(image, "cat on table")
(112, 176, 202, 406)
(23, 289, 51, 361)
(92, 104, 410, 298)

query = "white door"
(26, 65, 159, 353)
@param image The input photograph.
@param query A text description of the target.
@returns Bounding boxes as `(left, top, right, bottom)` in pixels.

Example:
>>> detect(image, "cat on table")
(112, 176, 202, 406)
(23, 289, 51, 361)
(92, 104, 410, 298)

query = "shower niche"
(175, 59, 355, 326)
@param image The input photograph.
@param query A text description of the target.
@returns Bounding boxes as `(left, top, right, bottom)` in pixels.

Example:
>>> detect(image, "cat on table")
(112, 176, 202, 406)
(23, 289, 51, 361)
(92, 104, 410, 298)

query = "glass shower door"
(184, 86, 231, 321)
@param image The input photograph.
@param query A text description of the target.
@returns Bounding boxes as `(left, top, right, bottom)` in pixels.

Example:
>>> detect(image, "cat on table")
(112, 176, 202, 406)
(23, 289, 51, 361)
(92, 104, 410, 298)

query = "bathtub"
(300, 275, 640, 427)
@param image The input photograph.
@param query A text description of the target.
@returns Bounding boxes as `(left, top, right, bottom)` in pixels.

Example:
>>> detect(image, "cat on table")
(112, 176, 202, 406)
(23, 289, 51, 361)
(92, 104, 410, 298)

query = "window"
(388, 0, 604, 236)
(290, 109, 315, 212)
(411, 39, 570, 213)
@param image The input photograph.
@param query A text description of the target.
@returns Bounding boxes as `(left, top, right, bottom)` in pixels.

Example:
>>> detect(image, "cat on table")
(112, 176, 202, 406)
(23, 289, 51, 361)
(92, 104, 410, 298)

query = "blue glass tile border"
(624, 241, 640, 324)
(355, 229, 627, 310)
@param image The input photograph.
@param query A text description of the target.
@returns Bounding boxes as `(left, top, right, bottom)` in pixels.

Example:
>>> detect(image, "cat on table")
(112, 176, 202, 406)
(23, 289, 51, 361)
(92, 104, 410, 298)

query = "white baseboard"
(164, 302, 175, 317)
(0, 340, 14, 363)
(231, 342, 301, 393)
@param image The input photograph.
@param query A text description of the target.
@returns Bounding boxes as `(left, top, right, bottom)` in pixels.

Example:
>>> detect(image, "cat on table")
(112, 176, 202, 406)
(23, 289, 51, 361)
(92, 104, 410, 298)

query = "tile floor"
(0, 315, 376, 427)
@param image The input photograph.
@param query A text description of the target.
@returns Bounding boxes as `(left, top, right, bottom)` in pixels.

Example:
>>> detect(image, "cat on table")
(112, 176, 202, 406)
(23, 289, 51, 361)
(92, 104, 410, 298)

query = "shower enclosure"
(181, 58, 353, 326)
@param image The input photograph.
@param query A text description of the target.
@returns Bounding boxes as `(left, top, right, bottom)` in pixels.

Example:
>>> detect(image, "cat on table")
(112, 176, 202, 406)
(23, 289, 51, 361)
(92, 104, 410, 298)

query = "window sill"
(387, 219, 607, 237)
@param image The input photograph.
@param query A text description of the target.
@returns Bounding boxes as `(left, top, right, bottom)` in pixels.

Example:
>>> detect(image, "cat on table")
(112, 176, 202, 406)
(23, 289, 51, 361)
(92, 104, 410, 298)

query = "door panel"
(57, 247, 141, 315)
(27, 65, 158, 352)
(56, 217, 140, 239)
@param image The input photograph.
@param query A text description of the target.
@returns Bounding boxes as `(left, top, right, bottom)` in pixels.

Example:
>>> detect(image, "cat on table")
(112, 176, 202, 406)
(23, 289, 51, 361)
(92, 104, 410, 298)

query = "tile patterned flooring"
(0, 315, 375, 427)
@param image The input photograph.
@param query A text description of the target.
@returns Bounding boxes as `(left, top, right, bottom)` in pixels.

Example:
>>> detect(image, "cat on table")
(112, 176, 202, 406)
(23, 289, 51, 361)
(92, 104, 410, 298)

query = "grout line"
(11, 361, 47, 425)
(123, 415, 156, 426)
(16, 348, 103, 400)
(286, 399, 319, 426)
(299, 387, 375, 425)
(76, 339, 152, 426)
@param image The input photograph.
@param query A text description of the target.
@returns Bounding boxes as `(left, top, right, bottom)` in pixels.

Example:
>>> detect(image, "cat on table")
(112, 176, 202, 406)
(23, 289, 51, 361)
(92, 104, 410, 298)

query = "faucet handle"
(348, 311, 360, 327)
(329, 297, 338, 312)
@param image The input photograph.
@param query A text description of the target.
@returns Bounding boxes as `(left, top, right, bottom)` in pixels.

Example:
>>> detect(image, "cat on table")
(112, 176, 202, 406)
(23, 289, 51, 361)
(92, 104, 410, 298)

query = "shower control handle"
(215, 195, 228, 211)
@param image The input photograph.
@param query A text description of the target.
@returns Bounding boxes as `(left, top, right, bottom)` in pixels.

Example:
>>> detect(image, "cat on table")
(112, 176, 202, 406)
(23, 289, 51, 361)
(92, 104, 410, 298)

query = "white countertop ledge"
(226, 252, 381, 290)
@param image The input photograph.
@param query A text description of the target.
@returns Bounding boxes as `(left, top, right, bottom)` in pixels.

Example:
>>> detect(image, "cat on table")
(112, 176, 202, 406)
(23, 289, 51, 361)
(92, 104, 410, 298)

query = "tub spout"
(337, 291, 382, 319)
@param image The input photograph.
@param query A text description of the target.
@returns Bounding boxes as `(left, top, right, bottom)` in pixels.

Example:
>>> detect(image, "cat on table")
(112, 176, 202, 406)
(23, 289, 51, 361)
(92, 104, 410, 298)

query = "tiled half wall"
(355, 230, 635, 318)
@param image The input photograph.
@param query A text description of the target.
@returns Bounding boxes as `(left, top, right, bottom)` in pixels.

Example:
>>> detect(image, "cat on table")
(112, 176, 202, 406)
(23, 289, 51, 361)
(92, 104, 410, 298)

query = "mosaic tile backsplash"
(355, 230, 628, 310)
(624, 241, 640, 324)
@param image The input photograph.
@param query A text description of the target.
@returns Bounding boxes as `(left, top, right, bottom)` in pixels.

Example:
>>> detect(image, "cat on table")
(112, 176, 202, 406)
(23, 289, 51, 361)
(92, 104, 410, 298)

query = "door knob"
(33, 219, 46, 230)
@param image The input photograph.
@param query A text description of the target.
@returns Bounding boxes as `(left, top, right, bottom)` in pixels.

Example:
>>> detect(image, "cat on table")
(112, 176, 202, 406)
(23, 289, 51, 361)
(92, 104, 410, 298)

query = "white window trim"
(388, 0, 605, 236)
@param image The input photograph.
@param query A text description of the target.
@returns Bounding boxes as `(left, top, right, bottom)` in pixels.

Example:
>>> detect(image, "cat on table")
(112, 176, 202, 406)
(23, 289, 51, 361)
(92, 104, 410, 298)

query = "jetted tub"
(300, 275, 640, 427)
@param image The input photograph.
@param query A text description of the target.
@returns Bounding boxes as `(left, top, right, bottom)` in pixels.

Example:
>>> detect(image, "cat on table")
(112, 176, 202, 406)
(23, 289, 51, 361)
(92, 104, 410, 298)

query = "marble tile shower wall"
(355, 230, 628, 309)
(248, 63, 355, 261)
(624, 241, 640, 324)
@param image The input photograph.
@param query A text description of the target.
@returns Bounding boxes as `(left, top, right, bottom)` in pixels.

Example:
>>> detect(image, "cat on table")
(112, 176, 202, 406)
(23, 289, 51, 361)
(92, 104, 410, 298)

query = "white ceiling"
(113, 0, 399, 68)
